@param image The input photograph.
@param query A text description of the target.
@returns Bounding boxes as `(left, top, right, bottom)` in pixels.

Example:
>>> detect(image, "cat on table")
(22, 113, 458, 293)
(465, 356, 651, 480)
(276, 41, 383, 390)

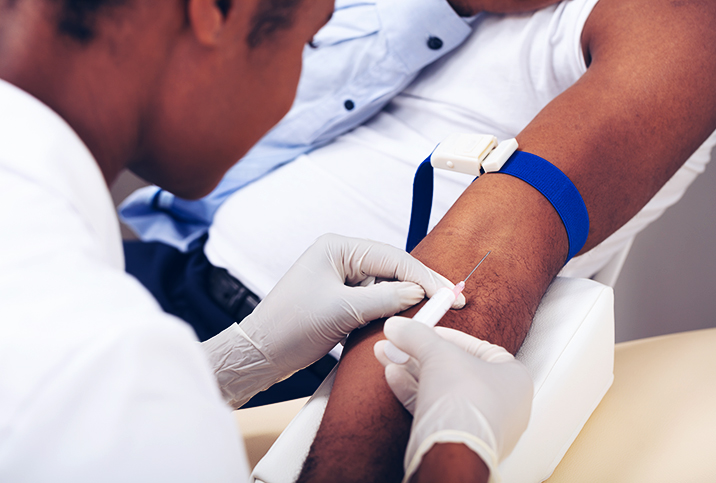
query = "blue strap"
(406, 156, 434, 253)
(499, 151, 589, 261)
(405, 150, 589, 263)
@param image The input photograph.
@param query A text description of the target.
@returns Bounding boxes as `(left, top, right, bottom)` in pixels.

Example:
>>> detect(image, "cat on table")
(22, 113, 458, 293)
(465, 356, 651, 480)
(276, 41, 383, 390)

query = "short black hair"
(246, 0, 303, 48)
(53, 0, 304, 46)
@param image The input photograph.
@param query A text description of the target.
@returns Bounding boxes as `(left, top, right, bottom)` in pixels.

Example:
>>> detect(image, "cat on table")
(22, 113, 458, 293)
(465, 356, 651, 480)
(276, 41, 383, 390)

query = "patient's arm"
(298, 172, 566, 482)
(411, 444, 490, 483)
(298, 0, 716, 480)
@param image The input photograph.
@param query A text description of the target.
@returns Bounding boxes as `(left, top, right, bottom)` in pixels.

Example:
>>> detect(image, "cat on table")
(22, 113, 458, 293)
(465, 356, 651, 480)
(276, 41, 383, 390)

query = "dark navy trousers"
(123, 238, 335, 408)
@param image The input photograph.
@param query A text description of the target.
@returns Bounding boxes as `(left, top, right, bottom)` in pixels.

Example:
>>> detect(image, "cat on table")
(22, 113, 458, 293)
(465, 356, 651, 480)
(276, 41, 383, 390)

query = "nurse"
(0, 1, 531, 482)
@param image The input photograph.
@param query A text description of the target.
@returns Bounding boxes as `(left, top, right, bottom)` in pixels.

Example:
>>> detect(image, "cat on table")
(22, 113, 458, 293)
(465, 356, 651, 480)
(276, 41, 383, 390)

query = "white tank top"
(392, 0, 597, 144)
(206, 0, 713, 297)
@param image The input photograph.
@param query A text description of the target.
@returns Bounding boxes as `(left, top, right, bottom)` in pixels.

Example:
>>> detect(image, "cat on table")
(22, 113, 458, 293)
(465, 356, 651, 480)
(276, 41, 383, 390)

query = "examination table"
(235, 275, 716, 482)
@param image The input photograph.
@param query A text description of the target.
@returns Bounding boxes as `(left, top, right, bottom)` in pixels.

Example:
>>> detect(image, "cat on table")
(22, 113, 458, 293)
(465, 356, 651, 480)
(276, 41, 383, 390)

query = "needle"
(383, 250, 493, 364)
(452, 250, 491, 297)
(464, 250, 491, 283)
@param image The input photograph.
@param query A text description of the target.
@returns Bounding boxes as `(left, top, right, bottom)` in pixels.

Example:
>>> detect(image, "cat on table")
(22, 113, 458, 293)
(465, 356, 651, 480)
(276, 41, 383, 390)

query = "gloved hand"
(374, 317, 533, 483)
(202, 234, 464, 408)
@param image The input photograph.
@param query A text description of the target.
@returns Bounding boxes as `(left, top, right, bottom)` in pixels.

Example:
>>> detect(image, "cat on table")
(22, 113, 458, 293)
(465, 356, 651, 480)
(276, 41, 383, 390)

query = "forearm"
(299, 173, 566, 482)
(408, 172, 566, 349)
(299, 321, 410, 483)
(410, 444, 490, 483)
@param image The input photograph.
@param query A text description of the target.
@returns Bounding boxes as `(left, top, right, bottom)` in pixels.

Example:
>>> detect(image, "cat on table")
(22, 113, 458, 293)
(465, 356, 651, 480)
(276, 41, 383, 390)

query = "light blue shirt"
(119, 0, 474, 252)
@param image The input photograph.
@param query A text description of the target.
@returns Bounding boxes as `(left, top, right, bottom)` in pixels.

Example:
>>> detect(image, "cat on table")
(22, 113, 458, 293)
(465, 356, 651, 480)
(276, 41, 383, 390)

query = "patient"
(121, 0, 716, 480)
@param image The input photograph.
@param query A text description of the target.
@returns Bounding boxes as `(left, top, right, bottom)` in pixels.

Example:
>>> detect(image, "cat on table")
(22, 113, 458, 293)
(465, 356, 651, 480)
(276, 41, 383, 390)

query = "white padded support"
(251, 277, 614, 483)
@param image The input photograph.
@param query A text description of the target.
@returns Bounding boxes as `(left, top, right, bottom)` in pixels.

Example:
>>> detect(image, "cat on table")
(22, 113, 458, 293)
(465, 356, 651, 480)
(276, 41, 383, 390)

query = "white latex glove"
(202, 234, 464, 408)
(374, 317, 533, 483)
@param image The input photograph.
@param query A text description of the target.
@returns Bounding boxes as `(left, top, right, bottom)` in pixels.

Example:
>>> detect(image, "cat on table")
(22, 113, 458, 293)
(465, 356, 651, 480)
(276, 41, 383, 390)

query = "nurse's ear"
(188, 0, 232, 46)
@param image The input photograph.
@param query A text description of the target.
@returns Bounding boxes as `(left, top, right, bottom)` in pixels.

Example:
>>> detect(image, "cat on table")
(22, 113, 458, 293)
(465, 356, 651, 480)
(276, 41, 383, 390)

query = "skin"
(449, 0, 558, 16)
(298, 0, 716, 481)
(4, 0, 711, 480)
(0, 0, 333, 198)
(3, 1, 516, 481)
(411, 444, 489, 483)
(0, 1, 495, 480)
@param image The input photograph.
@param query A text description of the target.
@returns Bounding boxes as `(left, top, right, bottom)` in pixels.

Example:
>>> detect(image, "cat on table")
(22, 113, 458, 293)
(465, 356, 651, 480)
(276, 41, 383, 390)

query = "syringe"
(383, 251, 491, 364)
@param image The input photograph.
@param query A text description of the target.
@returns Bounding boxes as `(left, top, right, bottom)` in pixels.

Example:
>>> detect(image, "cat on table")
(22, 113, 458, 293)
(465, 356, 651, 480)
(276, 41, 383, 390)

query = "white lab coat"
(0, 79, 250, 481)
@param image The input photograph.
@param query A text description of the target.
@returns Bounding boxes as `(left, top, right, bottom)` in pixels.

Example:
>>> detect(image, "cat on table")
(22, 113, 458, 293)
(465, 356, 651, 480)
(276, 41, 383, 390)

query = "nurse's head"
(0, 0, 334, 198)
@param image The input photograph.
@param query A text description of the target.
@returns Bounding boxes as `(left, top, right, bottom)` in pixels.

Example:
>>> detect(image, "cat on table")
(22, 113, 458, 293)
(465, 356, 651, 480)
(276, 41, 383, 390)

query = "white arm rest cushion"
(251, 277, 614, 483)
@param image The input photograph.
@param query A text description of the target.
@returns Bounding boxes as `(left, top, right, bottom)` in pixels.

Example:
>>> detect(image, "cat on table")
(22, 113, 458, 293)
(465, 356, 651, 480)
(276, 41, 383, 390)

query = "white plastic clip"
(482, 138, 518, 173)
(430, 134, 518, 176)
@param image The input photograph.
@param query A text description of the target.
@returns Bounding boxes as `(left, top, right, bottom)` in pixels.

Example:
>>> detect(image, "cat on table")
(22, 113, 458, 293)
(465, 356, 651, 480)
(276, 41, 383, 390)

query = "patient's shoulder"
(582, 0, 716, 68)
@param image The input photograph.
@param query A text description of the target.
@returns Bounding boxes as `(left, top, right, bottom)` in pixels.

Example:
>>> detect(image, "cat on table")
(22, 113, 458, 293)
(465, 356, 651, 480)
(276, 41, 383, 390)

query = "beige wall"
(614, 149, 716, 342)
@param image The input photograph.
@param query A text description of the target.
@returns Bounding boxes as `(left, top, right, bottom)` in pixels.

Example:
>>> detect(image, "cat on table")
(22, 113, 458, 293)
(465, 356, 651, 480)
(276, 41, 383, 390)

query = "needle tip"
(462, 250, 491, 284)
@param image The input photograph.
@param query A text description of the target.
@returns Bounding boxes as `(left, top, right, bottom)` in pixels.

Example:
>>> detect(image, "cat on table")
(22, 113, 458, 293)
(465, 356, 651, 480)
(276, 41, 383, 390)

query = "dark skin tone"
(0, 1, 500, 480)
(4, 0, 713, 481)
(411, 444, 490, 483)
(3, 1, 531, 481)
(299, 0, 716, 481)
(449, 0, 558, 16)
(0, 0, 333, 198)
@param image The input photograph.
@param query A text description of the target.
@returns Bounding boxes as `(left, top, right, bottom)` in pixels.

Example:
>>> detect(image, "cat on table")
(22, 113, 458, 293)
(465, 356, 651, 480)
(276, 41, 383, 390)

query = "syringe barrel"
(412, 287, 456, 327)
(383, 287, 456, 364)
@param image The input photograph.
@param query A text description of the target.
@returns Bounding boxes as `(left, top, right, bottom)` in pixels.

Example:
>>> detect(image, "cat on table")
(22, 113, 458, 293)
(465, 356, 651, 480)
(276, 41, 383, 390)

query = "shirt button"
(344, 100, 355, 111)
(427, 36, 443, 50)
